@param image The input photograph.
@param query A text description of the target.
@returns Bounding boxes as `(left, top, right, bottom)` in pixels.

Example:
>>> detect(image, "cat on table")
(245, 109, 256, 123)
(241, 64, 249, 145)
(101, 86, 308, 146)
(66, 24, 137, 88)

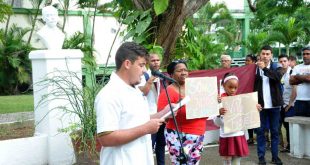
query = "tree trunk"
(247, 0, 257, 12)
(286, 45, 290, 56)
(4, 0, 14, 38)
(132, 0, 210, 66)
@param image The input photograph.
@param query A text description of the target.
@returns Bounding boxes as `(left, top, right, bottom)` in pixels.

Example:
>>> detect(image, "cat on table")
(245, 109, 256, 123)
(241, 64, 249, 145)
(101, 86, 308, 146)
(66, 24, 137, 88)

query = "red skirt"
(219, 135, 249, 157)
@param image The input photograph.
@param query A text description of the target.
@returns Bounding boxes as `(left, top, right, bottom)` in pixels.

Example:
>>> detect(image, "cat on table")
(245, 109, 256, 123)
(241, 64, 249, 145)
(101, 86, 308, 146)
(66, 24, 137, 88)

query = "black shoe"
(247, 139, 254, 145)
(271, 157, 283, 165)
(280, 147, 290, 153)
(258, 157, 266, 165)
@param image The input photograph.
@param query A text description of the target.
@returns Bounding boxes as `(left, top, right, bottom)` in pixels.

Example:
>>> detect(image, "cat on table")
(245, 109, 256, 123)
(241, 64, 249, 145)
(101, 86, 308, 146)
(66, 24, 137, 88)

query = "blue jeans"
(151, 124, 166, 165)
(256, 107, 281, 159)
(294, 100, 310, 117)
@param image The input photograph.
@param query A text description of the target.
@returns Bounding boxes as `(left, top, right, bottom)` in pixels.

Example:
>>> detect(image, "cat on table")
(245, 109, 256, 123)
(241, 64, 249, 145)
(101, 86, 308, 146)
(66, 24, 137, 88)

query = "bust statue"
(37, 6, 65, 49)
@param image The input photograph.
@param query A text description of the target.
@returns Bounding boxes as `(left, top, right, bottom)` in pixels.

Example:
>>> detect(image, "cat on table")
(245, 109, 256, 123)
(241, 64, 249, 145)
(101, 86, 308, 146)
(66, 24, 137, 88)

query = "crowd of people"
(95, 42, 310, 165)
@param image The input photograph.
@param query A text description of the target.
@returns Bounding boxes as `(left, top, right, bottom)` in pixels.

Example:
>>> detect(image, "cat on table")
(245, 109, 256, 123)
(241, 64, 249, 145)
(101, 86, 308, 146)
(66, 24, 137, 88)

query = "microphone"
(151, 70, 177, 83)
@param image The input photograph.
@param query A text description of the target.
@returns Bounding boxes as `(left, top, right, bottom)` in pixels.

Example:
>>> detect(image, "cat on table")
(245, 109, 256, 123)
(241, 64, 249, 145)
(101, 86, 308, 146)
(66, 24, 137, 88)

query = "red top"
(157, 86, 207, 135)
(221, 93, 235, 97)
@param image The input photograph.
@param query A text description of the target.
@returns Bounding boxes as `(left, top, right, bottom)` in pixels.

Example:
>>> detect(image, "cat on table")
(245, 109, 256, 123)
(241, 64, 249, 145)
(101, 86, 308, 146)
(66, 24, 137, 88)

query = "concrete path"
(0, 112, 33, 124)
(1, 112, 310, 164)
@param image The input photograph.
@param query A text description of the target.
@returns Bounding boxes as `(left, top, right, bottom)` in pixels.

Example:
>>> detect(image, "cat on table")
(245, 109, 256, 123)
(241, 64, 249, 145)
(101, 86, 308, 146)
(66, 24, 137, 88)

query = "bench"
(285, 116, 310, 159)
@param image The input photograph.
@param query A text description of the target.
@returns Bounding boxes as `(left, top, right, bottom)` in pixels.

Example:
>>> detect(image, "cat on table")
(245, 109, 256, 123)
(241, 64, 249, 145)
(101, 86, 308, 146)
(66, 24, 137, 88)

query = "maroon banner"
(188, 64, 257, 131)
(189, 64, 256, 94)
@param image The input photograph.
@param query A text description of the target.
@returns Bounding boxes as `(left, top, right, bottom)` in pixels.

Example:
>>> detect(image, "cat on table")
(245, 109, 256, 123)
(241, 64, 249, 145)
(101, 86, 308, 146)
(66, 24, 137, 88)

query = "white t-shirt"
(212, 116, 245, 138)
(292, 64, 310, 100)
(95, 72, 154, 165)
(137, 69, 160, 114)
(282, 67, 295, 105)
(259, 64, 273, 108)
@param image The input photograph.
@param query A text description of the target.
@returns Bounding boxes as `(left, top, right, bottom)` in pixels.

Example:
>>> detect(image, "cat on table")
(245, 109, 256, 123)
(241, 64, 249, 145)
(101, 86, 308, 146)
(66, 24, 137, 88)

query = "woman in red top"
(157, 60, 207, 165)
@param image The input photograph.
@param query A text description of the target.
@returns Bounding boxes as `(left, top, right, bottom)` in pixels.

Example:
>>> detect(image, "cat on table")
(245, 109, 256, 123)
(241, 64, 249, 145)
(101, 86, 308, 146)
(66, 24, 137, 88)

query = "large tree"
(100, 0, 210, 65)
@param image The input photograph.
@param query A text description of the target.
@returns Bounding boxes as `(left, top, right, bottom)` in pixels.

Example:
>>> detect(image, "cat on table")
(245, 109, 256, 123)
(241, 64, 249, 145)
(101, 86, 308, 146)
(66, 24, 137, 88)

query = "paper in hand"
(160, 96, 190, 120)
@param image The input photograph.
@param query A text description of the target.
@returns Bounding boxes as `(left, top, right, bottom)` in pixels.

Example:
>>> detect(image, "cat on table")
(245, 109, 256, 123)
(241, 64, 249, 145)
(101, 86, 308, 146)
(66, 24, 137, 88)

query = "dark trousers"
(152, 124, 166, 165)
(256, 107, 281, 159)
(280, 106, 294, 149)
(295, 100, 310, 117)
(248, 128, 254, 139)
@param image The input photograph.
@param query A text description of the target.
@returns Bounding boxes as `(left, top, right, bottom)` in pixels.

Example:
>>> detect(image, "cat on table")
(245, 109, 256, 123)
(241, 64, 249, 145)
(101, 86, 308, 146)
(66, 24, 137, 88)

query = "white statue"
(37, 6, 65, 49)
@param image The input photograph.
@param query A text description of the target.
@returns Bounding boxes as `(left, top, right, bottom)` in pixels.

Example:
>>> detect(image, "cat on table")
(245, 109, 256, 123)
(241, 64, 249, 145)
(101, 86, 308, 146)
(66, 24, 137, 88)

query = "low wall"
(0, 134, 48, 165)
(286, 116, 310, 159)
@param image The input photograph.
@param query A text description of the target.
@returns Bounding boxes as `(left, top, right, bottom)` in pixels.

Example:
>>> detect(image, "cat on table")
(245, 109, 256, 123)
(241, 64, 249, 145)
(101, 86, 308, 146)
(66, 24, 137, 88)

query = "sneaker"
(247, 139, 254, 145)
(258, 157, 266, 165)
(271, 157, 283, 165)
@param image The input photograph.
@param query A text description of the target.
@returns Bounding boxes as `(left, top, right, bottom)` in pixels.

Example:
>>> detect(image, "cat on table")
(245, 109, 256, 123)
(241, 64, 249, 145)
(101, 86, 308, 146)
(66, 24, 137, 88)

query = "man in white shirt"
(289, 46, 310, 117)
(95, 42, 170, 165)
(254, 45, 283, 165)
(137, 53, 166, 165)
(278, 54, 296, 152)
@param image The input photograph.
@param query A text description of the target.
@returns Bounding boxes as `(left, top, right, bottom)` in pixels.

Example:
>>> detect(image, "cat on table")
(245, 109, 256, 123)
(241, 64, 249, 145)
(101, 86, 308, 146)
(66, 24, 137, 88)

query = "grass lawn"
(0, 95, 34, 114)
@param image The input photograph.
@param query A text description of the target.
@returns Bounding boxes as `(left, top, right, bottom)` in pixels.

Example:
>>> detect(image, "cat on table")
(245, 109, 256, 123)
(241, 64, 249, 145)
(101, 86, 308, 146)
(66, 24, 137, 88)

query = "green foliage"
(36, 67, 102, 155)
(268, 16, 305, 55)
(175, 2, 238, 70)
(0, 25, 33, 95)
(78, 0, 98, 8)
(244, 31, 271, 55)
(194, 2, 233, 32)
(154, 0, 169, 15)
(193, 2, 239, 53)
(252, 0, 308, 29)
(63, 32, 97, 69)
(175, 20, 224, 70)
(0, 0, 12, 23)
(120, 10, 152, 43)
(269, 16, 303, 45)
(248, 0, 310, 56)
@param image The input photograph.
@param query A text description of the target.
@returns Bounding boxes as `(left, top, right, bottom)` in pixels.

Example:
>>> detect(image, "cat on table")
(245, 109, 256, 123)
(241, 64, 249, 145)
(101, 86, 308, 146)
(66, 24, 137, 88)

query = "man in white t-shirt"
(95, 42, 171, 165)
(290, 46, 310, 117)
(278, 54, 296, 152)
(137, 53, 166, 165)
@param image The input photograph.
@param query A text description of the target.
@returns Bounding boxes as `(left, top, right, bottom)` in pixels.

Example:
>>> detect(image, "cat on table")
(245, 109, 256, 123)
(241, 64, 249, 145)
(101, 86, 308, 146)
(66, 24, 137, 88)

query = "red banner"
(189, 64, 256, 94)
(188, 64, 257, 131)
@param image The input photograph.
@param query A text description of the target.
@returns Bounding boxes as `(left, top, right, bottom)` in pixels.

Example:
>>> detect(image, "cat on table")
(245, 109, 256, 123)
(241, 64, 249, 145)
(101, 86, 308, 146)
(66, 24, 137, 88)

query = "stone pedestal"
(29, 49, 83, 165)
(285, 116, 310, 159)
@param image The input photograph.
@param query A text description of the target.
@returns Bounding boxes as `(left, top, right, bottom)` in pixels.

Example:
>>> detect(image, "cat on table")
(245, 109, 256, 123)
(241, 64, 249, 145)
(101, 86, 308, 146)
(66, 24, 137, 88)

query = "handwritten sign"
(185, 77, 219, 119)
(222, 92, 260, 133)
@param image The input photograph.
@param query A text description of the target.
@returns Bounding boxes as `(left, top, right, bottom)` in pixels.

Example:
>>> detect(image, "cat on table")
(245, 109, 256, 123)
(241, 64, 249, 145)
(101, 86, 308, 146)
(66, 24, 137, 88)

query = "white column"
(29, 49, 83, 165)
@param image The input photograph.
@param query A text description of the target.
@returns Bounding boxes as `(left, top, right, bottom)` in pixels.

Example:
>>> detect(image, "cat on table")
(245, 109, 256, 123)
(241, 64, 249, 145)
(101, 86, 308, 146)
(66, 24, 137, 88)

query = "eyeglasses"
(303, 53, 310, 55)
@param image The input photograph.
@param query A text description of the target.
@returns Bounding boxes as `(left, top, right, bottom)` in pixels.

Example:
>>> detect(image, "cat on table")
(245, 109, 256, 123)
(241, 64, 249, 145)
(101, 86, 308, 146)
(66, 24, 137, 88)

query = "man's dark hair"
(115, 42, 149, 71)
(302, 46, 310, 52)
(261, 45, 273, 53)
(278, 54, 288, 60)
(288, 55, 297, 61)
